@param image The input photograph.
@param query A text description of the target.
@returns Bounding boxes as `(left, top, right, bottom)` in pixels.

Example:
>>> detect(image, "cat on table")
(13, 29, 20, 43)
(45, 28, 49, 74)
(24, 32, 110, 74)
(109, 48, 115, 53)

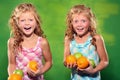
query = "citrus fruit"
(89, 59, 96, 68)
(73, 52, 83, 59)
(77, 56, 89, 69)
(13, 69, 24, 77)
(65, 55, 76, 64)
(8, 74, 22, 80)
(28, 60, 38, 71)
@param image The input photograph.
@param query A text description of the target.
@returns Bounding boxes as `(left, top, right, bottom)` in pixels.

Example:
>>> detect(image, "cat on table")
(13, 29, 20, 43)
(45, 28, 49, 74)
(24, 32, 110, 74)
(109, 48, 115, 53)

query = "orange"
(65, 55, 76, 64)
(77, 56, 89, 69)
(8, 74, 22, 80)
(28, 60, 38, 71)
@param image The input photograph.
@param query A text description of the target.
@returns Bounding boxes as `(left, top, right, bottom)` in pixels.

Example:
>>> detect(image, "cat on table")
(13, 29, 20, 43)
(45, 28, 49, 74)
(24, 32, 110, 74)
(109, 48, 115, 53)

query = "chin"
(25, 34, 32, 37)
(23, 32, 33, 37)
(78, 33, 84, 36)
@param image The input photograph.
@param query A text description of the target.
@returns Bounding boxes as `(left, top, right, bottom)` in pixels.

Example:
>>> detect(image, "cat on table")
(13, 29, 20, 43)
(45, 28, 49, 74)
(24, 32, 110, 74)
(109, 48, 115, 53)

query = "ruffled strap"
(71, 36, 92, 48)
(22, 37, 42, 53)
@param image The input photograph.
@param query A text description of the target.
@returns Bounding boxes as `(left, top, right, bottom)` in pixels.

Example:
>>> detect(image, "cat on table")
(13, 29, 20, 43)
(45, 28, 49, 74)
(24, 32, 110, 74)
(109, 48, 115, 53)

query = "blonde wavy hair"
(9, 3, 45, 53)
(65, 4, 97, 48)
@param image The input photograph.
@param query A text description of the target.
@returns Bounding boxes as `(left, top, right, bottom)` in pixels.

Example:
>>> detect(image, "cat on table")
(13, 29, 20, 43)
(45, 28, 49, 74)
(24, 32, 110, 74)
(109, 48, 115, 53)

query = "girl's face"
(72, 13, 90, 37)
(18, 11, 36, 36)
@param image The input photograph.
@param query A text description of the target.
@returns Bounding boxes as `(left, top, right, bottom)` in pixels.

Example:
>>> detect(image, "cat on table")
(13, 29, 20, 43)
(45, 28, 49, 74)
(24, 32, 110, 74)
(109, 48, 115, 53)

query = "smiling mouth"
(24, 27, 31, 30)
(77, 28, 84, 31)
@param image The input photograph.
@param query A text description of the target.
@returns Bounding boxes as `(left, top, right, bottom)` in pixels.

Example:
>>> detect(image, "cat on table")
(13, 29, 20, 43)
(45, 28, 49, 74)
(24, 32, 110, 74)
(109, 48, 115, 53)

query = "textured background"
(0, 0, 120, 80)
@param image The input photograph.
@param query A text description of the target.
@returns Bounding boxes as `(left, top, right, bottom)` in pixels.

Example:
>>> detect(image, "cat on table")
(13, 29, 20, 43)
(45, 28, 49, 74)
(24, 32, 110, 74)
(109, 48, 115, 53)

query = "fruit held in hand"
(77, 56, 89, 69)
(89, 59, 96, 68)
(13, 69, 24, 77)
(73, 52, 83, 59)
(8, 74, 22, 80)
(65, 55, 76, 64)
(28, 60, 38, 71)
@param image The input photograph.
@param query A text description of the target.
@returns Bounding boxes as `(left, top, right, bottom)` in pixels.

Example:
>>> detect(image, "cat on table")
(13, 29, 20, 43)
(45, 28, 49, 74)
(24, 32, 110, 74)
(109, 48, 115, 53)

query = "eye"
(29, 19, 33, 21)
(20, 19, 25, 22)
(81, 19, 86, 23)
(73, 20, 79, 23)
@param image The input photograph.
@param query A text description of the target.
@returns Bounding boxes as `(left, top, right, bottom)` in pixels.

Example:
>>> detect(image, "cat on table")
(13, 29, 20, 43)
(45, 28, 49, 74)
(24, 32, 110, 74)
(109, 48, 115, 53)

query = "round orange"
(65, 55, 76, 64)
(28, 60, 38, 71)
(8, 74, 22, 80)
(77, 56, 89, 69)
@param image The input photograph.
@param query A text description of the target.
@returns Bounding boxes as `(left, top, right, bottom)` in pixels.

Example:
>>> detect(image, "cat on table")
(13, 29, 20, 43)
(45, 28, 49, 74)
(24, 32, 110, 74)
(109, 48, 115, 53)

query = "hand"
(77, 64, 95, 74)
(27, 67, 41, 78)
(63, 61, 76, 69)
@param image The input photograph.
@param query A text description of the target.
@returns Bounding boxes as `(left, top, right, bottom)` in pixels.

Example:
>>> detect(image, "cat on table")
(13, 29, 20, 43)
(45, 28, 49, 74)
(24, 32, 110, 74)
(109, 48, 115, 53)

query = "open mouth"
(77, 28, 84, 31)
(24, 27, 31, 30)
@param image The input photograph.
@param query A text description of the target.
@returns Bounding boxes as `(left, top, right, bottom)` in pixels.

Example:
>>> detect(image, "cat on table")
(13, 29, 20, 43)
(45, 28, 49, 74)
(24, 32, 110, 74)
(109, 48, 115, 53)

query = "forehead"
(19, 11, 34, 18)
(72, 13, 88, 20)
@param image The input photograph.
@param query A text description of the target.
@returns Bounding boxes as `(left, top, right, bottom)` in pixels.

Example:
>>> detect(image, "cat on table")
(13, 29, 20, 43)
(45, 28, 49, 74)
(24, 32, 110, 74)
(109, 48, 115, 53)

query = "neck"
(23, 33, 37, 41)
(76, 32, 90, 39)
(79, 31, 89, 38)
(75, 31, 89, 39)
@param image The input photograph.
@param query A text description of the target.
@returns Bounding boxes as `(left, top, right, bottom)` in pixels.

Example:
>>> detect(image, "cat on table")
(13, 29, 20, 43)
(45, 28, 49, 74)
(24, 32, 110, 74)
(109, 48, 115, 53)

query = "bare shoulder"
(64, 36, 71, 47)
(41, 37, 49, 46)
(7, 37, 14, 46)
(64, 36, 70, 42)
(94, 34, 105, 44)
(7, 37, 15, 56)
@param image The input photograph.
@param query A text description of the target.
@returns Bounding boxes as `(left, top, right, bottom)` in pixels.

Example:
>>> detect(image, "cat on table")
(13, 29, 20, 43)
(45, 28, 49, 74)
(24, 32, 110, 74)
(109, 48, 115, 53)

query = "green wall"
(0, 0, 120, 80)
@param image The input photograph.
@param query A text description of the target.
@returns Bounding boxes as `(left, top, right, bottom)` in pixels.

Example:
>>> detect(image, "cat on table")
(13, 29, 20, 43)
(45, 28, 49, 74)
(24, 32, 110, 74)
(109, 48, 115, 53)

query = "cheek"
(18, 21, 24, 27)
(18, 23, 24, 30)
(31, 21, 37, 26)
(84, 22, 90, 28)
(72, 22, 78, 27)
(72, 24, 77, 30)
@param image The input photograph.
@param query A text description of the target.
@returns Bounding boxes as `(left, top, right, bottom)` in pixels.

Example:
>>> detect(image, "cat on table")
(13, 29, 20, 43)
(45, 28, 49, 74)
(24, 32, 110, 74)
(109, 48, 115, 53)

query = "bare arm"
(40, 38, 52, 74)
(63, 36, 71, 62)
(93, 35, 109, 73)
(63, 36, 76, 68)
(7, 38, 16, 76)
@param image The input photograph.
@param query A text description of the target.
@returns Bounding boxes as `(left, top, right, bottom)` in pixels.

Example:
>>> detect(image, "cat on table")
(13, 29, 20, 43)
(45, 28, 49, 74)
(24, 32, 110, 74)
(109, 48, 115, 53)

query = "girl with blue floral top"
(63, 4, 109, 80)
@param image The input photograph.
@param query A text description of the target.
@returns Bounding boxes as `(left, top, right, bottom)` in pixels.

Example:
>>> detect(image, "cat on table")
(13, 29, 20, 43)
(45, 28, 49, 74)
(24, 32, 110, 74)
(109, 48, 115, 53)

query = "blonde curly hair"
(9, 3, 45, 53)
(65, 4, 97, 48)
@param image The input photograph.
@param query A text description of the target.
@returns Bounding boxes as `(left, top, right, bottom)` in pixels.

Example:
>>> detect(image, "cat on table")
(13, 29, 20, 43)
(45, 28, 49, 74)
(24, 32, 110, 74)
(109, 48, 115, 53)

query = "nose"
(76, 22, 82, 27)
(25, 20, 30, 25)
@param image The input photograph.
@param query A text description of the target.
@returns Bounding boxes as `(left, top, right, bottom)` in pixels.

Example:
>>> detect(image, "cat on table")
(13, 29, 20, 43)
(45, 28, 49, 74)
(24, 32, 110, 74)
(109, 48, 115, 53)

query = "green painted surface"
(0, 0, 120, 80)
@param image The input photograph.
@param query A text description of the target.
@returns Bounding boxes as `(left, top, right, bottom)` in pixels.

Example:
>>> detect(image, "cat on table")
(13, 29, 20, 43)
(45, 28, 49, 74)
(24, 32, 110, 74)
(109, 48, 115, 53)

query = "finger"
(28, 69, 36, 76)
(66, 63, 69, 68)
(77, 67, 84, 71)
(73, 62, 77, 67)
(63, 61, 67, 67)
(34, 69, 41, 77)
(69, 63, 73, 68)
(66, 63, 71, 68)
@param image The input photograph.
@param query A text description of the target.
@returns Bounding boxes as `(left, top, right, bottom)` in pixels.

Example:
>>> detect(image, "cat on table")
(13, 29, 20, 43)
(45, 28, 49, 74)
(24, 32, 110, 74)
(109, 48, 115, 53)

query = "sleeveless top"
(16, 37, 44, 80)
(70, 36, 100, 80)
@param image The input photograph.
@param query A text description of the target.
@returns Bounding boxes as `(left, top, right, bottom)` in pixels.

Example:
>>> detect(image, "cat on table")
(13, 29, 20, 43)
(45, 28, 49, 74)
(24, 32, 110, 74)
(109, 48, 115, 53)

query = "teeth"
(78, 28, 83, 30)
(81, 28, 83, 30)
(24, 27, 31, 30)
